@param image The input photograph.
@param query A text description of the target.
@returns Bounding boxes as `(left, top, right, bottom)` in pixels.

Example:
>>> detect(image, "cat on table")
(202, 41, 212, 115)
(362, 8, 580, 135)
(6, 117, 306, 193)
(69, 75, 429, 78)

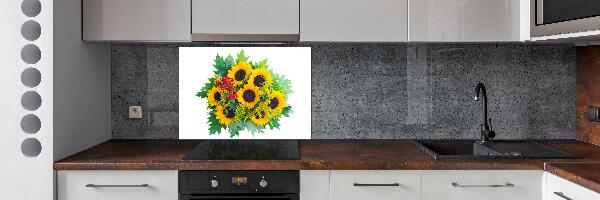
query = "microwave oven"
(532, 0, 600, 37)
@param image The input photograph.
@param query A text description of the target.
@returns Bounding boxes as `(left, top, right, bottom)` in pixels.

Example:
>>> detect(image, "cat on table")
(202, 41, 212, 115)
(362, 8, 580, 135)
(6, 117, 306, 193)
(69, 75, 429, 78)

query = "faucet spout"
(474, 83, 495, 142)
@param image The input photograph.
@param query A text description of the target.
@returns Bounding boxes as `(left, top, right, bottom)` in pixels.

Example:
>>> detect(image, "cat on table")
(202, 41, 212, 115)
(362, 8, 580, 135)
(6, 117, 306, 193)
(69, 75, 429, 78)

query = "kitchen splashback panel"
(112, 44, 576, 139)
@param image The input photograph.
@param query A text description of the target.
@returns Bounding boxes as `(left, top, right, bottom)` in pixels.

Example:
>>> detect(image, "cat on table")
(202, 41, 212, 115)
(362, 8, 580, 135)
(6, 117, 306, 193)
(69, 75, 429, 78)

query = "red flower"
(227, 93, 237, 100)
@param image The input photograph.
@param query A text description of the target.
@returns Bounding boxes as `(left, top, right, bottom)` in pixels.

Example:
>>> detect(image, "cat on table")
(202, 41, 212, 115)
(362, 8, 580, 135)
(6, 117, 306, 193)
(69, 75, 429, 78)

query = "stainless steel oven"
(532, 0, 600, 37)
(179, 171, 299, 200)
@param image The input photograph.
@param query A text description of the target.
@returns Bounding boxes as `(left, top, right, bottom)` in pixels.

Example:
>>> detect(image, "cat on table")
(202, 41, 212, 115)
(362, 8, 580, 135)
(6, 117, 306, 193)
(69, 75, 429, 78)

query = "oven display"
(232, 176, 248, 185)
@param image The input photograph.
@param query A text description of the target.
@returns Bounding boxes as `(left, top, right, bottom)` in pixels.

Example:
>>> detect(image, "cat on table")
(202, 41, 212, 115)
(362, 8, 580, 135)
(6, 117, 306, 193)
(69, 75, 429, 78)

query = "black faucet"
(474, 83, 495, 143)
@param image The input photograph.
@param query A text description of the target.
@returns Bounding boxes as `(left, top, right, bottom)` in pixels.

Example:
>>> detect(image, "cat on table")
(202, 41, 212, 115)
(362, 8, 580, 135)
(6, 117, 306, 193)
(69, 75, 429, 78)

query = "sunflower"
(215, 105, 236, 125)
(236, 84, 260, 108)
(249, 68, 272, 88)
(207, 87, 223, 107)
(227, 61, 253, 86)
(251, 107, 270, 126)
(268, 91, 286, 112)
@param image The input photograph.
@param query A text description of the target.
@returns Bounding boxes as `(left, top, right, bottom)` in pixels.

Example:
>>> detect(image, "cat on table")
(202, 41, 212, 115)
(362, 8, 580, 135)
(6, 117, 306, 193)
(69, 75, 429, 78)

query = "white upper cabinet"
(300, 0, 408, 42)
(409, 0, 530, 42)
(191, 0, 299, 41)
(82, 0, 191, 41)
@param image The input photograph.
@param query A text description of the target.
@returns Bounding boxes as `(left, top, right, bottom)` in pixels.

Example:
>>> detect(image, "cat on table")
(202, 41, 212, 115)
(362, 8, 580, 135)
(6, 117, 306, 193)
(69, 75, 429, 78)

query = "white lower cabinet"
(300, 170, 331, 200)
(330, 170, 421, 200)
(421, 170, 543, 200)
(57, 170, 599, 200)
(57, 170, 178, 200)
(545, 172, 600, 200)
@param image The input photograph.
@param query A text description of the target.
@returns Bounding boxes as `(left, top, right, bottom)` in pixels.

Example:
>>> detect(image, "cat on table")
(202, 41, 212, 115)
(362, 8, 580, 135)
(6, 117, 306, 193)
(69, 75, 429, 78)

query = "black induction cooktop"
(183, 140, 300, 160)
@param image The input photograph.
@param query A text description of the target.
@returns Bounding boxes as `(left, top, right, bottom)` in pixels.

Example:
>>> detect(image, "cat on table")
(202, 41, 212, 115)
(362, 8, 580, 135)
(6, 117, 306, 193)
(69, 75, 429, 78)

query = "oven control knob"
(259, 179, 268, 188)
(210, 180, 219, 188)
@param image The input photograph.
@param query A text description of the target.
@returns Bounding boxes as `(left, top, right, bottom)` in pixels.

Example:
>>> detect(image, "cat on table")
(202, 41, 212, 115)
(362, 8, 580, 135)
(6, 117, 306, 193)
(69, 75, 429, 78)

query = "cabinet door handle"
(353, 183, 400, 187)
(553, 192, 573, 200)
(85, 184, 149, 188)
(451, 182, 514, 188)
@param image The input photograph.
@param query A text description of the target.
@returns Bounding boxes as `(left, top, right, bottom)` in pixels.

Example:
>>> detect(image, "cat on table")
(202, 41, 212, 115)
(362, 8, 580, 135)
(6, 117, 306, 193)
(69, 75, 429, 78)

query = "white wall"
(0, 0, 53, 199)
(53, 0, 111, 161)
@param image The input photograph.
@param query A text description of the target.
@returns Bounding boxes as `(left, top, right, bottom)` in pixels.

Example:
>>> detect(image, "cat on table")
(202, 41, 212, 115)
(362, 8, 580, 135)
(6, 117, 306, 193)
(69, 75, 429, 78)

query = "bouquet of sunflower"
(196, 50, 293, 138)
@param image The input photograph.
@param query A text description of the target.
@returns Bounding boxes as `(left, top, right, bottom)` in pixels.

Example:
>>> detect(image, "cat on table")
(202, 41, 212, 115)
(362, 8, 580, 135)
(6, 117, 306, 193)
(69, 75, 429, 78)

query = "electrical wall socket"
(128, 106, 143, 119)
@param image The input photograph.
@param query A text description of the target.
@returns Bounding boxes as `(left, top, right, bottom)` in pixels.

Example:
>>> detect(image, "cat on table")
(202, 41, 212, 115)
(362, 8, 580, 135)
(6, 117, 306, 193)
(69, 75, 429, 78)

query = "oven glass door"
(180, 194, 299, 200)
(538, 0, 600, 25)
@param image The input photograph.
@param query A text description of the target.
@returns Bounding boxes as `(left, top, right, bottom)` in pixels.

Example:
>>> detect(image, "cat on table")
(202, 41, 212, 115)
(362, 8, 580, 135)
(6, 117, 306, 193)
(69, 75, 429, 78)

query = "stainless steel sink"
(413, 140, 577, 159)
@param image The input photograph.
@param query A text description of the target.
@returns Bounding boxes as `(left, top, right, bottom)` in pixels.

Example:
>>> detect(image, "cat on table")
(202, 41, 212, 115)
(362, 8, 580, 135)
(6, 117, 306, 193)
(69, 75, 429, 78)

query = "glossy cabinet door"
(421, 170, 543, 200)
(191, 0, 299, 40)
(300, 170, 331, 200)
(545, 172, 600, 200)
(300, 0, 408, 42)
(82, 0, 191, 41)
(409, 0, 529, 42)
(57, 170, 178, 200)
(330, 170, 420, 200)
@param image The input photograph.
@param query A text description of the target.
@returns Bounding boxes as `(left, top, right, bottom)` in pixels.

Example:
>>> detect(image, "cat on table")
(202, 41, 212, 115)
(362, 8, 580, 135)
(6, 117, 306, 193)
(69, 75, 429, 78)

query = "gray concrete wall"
(111, 44, 576, 139)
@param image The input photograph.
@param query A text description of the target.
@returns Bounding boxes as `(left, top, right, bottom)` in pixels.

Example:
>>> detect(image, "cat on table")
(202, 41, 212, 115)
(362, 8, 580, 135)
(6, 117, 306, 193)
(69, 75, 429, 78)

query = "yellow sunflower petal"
(236, 84, 260, 108)
(249, 68, 273, 88)
(207, 87, 223, 107)
(227, 61, 253, 86)
(215, 105, 235, 125)
(268, 91, 286, 112)
(251, 107, 270, 126)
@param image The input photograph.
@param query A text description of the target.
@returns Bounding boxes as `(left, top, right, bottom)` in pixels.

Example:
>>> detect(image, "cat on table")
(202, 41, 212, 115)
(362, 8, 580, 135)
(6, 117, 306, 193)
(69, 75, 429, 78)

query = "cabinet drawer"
(421, 170, 543, 200)
(330, 170, 420, 200)
(545, 172, 600, 200)
(57, 170, 178, 200)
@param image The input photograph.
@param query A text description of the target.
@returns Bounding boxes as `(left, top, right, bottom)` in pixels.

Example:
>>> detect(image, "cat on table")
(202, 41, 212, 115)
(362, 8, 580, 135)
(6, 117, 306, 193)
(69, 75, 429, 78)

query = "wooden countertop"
(54, 139, 600, 170)
(54, 139, 600, 194)
(545, 162, 600, 194)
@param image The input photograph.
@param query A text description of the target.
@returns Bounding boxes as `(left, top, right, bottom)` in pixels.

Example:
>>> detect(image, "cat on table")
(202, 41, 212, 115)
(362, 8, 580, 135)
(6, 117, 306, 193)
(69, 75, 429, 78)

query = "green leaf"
(281, 106, 293, 117)
(197, 77, 216, 98)
(213, 55, 229, 77)
(268, 117, 280, 130)
(229, 99, 237, 110)
(228, 122, 244, 138)
(244, 121, 264, 134)
(207, 110, 224, 135)
(225, 55, 235, 68)
(236, 50, 248, 64)
(272, 74, 293, 94)
(256, 59, 268, 69)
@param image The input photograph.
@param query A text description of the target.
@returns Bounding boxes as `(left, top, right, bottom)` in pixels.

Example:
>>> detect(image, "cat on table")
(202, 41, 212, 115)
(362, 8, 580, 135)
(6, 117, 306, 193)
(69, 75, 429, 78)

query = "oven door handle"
(181, 194, 298, 200)
(353, 183, 400, 187)
(211, 196, 296, 199)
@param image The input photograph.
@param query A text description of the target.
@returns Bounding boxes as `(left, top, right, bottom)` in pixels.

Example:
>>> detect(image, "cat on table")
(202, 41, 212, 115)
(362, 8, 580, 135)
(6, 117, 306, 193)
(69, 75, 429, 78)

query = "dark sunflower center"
(254, 111, 265, 119)
(269, 97, 279, 109)
(253, 75, 266, 87)
(222, 108, 235, 118)
(234, 70, 246, 81)
(213, 92, 222, 101)
(242, 90, 256, 102)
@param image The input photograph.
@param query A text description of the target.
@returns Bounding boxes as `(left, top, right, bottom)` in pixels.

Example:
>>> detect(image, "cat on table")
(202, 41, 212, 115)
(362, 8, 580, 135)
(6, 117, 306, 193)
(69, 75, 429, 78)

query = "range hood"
(191, 0, 300, 42)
